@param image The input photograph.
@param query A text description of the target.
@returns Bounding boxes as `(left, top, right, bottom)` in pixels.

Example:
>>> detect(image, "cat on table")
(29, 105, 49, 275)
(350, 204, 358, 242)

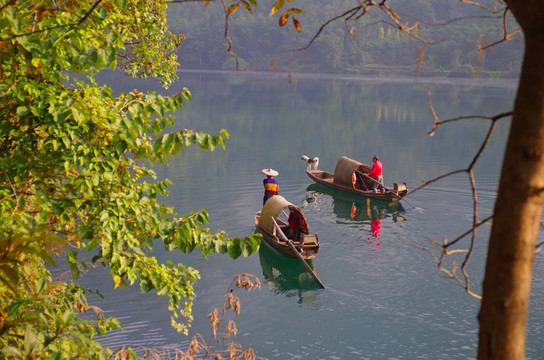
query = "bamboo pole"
(271, 217, 325, 289)
(356, 170, 389, 190)
(356, 170, 414, 208)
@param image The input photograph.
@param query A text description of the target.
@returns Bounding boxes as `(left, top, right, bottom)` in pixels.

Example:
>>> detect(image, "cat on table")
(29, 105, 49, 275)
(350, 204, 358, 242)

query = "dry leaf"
(279, 11, 289, 27)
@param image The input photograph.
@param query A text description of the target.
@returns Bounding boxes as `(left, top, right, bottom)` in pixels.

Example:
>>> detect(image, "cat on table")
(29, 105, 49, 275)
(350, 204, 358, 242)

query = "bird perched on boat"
(301, 155, 319, 171)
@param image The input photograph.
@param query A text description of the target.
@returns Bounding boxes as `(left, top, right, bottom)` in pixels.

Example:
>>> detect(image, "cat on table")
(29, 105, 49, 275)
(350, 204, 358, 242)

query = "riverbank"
(179, 68, 519, 89)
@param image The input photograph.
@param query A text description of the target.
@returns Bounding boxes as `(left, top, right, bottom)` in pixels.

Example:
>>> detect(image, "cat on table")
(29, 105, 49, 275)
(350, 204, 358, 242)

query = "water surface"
(83, 71, 543, 359)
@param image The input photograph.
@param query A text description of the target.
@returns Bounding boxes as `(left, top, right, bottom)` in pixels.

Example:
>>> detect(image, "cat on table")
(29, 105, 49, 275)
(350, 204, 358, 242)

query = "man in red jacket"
(367, 155, 383, 193)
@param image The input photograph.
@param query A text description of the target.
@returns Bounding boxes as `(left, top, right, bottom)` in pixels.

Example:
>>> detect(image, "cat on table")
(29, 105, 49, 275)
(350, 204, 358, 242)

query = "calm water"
(80, 71, 544, 359)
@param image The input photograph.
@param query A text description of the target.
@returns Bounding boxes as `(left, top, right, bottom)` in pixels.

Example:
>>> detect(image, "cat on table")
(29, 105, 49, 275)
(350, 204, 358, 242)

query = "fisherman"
(288, 209, 308, 243)
(367, 155, 384, 193)
(262, 168, 279, 205)
(288, 210, 301, 242)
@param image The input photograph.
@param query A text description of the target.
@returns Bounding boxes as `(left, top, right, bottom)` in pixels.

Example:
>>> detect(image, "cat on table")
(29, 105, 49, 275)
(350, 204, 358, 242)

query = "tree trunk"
(477, 1, 544, 359)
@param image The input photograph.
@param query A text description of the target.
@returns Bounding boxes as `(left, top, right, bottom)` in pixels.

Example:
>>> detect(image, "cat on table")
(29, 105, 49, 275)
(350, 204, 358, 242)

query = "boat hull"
(255, 214, 319, 260)
(306, 170, 407, 202)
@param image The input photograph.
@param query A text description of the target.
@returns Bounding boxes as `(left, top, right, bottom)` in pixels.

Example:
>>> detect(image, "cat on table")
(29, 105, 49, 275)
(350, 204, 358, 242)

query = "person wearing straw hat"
(261, 168, 279, 205)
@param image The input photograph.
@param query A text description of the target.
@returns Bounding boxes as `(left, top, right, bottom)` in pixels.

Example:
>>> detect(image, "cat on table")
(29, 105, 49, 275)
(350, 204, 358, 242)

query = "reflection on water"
(304, 183, 407, 224)
(304, 183, 408, 259)
(258, 244, 322, 303)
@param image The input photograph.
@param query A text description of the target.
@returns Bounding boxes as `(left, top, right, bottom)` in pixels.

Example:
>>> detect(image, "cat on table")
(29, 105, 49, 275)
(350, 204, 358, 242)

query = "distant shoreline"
(178, 68, 519, 89)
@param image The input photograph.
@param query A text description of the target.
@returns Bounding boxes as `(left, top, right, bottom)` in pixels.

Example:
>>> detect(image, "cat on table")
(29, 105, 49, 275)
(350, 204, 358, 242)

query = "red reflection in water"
(368, 218, 382, 252)
(351, 202, 382, 253)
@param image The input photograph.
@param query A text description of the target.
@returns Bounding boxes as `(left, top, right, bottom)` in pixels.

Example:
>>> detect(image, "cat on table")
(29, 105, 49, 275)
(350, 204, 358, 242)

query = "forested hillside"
(168, 0, 522, 78)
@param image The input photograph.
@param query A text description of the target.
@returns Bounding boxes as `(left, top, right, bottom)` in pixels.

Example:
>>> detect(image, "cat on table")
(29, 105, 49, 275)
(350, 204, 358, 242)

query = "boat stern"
(393, 182, 408, 196)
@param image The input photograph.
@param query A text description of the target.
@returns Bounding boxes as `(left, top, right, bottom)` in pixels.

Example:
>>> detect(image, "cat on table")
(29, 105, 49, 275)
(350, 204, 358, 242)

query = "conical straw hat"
(261, 168, 279, 176)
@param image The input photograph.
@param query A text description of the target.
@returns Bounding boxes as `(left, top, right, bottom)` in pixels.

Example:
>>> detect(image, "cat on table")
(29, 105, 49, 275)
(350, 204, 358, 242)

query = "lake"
(81, 70, 543, 359)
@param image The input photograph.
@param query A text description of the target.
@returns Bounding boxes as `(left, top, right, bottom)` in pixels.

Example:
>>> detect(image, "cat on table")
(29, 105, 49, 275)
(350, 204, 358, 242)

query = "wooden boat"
(304, 156, 408, 202)
(254, 195, 320, 260)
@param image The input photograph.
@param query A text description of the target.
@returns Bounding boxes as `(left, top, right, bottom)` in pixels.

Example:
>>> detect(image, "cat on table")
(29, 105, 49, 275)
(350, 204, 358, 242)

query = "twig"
(407, 90, 514, 297)
(220, 0, 242, 70)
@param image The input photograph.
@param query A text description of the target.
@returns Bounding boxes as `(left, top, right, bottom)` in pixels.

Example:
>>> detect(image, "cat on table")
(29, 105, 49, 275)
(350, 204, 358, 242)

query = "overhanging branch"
(1, 0, 103, 41)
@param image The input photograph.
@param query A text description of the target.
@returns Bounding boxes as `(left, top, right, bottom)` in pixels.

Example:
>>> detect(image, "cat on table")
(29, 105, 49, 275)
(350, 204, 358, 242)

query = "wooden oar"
(356, 170, 389, 190)
(355, 171, 370, 191)
(271, 217, 325, 289)
(357, 170, 415, 208)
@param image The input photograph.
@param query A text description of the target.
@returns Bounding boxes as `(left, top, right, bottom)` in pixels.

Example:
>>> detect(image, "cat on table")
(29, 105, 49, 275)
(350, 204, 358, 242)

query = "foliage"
(112, 274, 266, 360)
(168, 0, 522, 76)
(0, 0, 260, 358)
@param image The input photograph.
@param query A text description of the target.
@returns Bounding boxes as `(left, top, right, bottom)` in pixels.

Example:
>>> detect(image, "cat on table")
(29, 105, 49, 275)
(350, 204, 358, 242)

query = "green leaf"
(36, 251, 56, 266)
(66, 251, 78, 265)
(215, 241, 228, 254)
(36, 278, 47, 293)
(8, 300, 28, 317)
(195, 132, 209, 150)
(242, 236, 261, 257)
(16, 106, 29, 116)
(116, 140, 128, 155)
(158, 204, 169, 217)
(227, 238, 242, 259)
(153, 137, 162, 155)
(2, 346, 22, 357)
(47, 352, 63, 360)
(172, 136, 183, 155)
(162, 133, 175, 153)
(186, 133, 196, 147)
(140, 279, 154, 293)
(0, 265, 19, 285)
(24, 325, 39, 356)
(62, 310, 76, 325)
(88, 239, 98, 252)
(181, 87, 191, 101)
(220, 129, 230, 139)
(5, 8, 20, 31)
(209, 135, 218, 149)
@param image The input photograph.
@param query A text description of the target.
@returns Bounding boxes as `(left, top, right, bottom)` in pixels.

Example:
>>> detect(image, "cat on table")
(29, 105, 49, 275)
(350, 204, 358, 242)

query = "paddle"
(356, 170, 389, 191)
(271, 217, 325, 289)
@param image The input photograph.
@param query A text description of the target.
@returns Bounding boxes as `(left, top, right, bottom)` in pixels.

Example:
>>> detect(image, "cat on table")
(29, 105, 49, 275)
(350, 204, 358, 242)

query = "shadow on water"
(258, 244, 323, 302)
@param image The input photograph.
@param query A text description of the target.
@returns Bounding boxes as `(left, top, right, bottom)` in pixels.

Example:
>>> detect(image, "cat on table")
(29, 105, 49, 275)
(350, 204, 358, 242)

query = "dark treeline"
(167, 0, 522, 78)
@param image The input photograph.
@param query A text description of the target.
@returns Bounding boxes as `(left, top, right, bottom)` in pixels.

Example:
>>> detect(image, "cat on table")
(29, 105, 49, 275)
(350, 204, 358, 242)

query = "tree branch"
(1, 0, 103, 41)
(408, 87, 514, 298)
